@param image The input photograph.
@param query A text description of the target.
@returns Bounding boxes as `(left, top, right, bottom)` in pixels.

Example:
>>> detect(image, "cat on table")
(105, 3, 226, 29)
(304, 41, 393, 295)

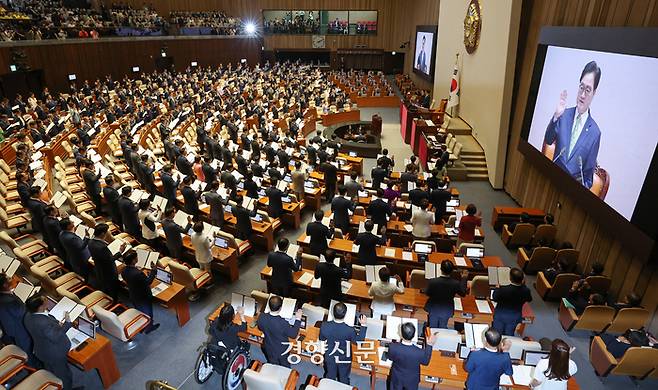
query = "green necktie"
(569, 114, 582, 157)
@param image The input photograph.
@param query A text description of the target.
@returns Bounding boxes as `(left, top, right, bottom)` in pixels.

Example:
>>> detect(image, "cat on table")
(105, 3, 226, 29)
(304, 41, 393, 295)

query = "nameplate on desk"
(522, 317, 532, 324)
(425, 376, 440, 383)
(248, 335, 262, 342)
(359, 363, 372, 370)
(461, 313, 473, 319)
(402, 305, 413, 312)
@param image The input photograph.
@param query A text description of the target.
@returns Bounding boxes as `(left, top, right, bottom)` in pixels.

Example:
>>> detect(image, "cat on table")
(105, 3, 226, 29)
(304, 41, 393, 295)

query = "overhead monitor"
(413, 25, 438, 81)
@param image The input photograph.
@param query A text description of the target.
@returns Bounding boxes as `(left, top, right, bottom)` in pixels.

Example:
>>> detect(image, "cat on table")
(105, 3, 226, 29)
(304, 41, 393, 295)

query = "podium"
(411, 119, 438, 155)
(371, 114, 382, 136)
(400, 100, 433, 144)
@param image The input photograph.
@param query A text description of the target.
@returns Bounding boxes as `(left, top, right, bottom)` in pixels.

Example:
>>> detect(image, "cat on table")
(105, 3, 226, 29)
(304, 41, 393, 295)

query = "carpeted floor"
(19, 107, 658, 390)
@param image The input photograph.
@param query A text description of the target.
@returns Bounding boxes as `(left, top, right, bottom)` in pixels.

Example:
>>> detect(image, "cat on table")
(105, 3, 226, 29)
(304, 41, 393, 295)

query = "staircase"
(461, 149, 489, 181)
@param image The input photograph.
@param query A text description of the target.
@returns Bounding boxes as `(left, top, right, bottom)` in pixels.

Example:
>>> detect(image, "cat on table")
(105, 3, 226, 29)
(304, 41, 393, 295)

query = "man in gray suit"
(24, 295, 76, 390)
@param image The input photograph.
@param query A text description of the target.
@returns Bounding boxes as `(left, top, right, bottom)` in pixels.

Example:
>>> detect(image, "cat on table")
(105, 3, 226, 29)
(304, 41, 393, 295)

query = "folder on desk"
(328, 300, 357, 326)
(424, 262, 441, 279)
(365, 265, 386, 283)
(242, 196, 255, 210)
(454, 256, 467, 266)
(453, 297, 463, 311)
(464, 323, 488, 350)
(107, 238, 131, 256)
(487, 267, 511, 286)
(475, 299, 492, 314)
(231, 293, 257, 317)
(341, 281, 352, 294)
(0, 255, 19, 277)
(384, 248, 396, 258)
(136, 249, 159, 269)
(276, 180, 288, 192)
(297, 272, 313, 286)
(386, 316, 418, 342)
(52, 191, 68, 208)
(173, 210, 191, 228)
(13, 282, 40, 303)
(264, 296, 297, 319)
(402, 251, 413, 261)
(50, 296, 86, 322)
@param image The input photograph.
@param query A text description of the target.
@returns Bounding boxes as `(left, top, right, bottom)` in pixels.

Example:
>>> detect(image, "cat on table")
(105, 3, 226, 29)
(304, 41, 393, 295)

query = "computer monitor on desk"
(466, 247, 484, 259)
(523, 350, 550, 366)
(77, 317, 96, 339)
(156, 268, 173, 285)
(214, 237, 229, 249)
(413, 242, 433, 262)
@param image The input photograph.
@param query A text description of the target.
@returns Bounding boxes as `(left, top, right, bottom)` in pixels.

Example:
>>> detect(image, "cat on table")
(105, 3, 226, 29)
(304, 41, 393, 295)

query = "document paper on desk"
(310, 277, 321, 289)
(454, 256, 467, 266)
(402, 251, 413, 261)
(297, 272, 313, 286)
(50, 296, 86, 322)
(453, 297, 463, 311)
(499, 375, 513, 386)
(328, 300, 357, 326)
(0, 256, 19, 277)
(424, 262, 439, 279)
(67, 327, 90, 351)
(512, 365, 534, 386)
(384, 248, 396, 258)
(341, 281, 352, 294)
(365, 265, 386, 283)
(386, 316, 419, 342)
(475, 299, 492, 314)
(151, 282, 169, 296)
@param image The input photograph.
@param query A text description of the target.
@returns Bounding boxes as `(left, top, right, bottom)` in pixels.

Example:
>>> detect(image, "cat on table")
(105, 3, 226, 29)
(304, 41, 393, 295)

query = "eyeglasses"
(578, 83, 593, 96)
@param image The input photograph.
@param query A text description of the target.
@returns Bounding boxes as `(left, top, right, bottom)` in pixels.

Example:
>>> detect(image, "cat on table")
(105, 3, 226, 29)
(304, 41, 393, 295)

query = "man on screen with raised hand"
(543, 61, 602, 189)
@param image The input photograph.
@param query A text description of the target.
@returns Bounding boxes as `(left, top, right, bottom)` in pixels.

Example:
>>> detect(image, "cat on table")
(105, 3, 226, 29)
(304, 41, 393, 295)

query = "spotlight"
(9, 64, 16, 72)
(245, 23, 256, 34)
(392, 51, 396, 56)
(191, 61, 198, 67)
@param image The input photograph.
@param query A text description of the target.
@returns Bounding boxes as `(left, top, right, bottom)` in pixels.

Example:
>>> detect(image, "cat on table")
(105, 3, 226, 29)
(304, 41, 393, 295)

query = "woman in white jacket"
(190, 221, 215, 271)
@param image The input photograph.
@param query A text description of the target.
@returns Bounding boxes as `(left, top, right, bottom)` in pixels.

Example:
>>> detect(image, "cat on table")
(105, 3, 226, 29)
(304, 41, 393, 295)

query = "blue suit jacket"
(319, 320, 366, 364)
(465, 349, 513, 390)
(544, 107, 601, 188)
(388, 342, 432, 389)
(256, 313, 301, 359)
(0, 293, 32, 352)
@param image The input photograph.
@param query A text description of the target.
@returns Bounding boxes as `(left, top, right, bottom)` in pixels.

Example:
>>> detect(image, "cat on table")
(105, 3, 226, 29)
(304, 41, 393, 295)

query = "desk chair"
(3, 232, 50, 260)
(56, 286, 114, 319)
(0, 207, 29, 232)
(250, 290, 270, 313)
(605, 308, 650, 334)
(408, 269, 427, 290)
(555, 249, 579, 272)
(13, 369, 63, 390)
(517, 247, 556, 274)
(92, 306, 150, 348)
(436, 238, 455, 253)
(301, 303, 327, 329)
(535, 272, 579, 300)
(456, 243, 484, 256)
(590, 336, 658, 379)
(469, 275, 489, 299)
(217, 230, 252, 257)
(242, 360, 299, 390)
(354, 206, 366, 216)
(257, 210, 282, 233)
(448, 143, 462, 165)
(30, 265, 84, 297)
(585, 275, 612, 296)
(301, 253, 319, 270)
(531, 224, 557, 246)
(351, 264, 366, 281)
(168, 260, 212, 301)
(307, 376, 357, 390)
(559, 301, 615, 333)
(0, 344, 28, 384)
(501, 223, 535, 248)
(0, 194, 23, 216)
(14, 251, 62, 274)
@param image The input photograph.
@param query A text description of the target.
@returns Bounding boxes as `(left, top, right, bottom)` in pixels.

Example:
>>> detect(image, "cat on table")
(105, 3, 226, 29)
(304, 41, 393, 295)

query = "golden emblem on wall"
(463, 0, 482, 54)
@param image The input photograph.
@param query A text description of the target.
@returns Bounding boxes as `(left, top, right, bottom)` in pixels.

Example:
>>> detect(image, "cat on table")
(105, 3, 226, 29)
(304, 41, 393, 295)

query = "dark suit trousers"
(325, 182, 336, 201)
(492, 310, 521, 336)
(44, 359, 73, 390)
(134, 300, 156, 330)
(388, 374, 419, 390)
(324, 356, 352, 384)
(270, 283, 291, 298)
(263, 346, 291, 368)
(426, 304, 453, 329)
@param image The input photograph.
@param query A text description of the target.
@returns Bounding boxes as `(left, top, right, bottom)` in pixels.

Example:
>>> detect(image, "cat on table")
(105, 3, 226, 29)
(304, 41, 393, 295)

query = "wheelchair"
(194, 339, 251, 389)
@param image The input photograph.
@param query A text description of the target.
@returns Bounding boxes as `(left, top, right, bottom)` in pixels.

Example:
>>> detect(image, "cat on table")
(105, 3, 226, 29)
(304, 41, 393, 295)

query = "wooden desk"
(321, 110, 361, 127)
(197, 204, 275, 251)
(68, 334, 120, 389)
(180, 234, 239, 282)
(304, 188, 323, 210)
(410, 119, 438, 155)
(258, 197, 302, 229)
(418, 130, 443, 171)
(354, 96, 400, 108)
(152, 281, 190, 327)
(491, 207, 546, 230)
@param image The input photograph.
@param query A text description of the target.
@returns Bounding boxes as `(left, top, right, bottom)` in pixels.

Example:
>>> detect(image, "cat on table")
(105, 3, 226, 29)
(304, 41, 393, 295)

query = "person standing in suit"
(256, 295, 303, 367)
(139, 155, 157, 195)
(429, 180, 451, 223)
(42, 206, 66, 262)
(176, 150, 194, 177)
(424, 260, 468, 328)
(0, 274, 34, 363)
(24, 295, 76, 390)
(367, 188, 393, 227)
(319, 303, 367, 384)
(409, 182, 430, 207)
(265, 179, 286, 219)
(306, 210, 333, 257)
(371, 161, 388, 190)
(319, 157, 338, 201)
(344, 172, 363, 199)
(161, 207, 193, 260)
(181, 176, 201, 218)
(232, 195, 257, 240)
(491, 268, 533, 336)
(102, 175, 122, 227)
(88, 223, 124, 301)
(368, 267, 404, 318)
(354, 220, 386, 266)
(138, 199, 162, 247)
(26, 187, 48, 235)
(118, 186, 142, 239)
(58, 218, 92, 282)
(121, 250, 160, 334)
(160, 164, 180, 208)
(267, 238, 301, 297)
(314, 250, 352, 308)
(410, 200, 434, 239)
(465, 328, 513, 390)
(387, 322, 433, 390)
(203, 181, 226, 227)
(82, 160, 103, 215)
(331, 186, 355, 234)
(543, 61, 602, 189)
(457, 203, 482, 246)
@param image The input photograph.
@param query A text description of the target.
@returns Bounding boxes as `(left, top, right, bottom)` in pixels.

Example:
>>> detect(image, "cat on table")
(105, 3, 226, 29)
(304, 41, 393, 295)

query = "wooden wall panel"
(506, 0, 658, 332)
(120, 0, 441, 89)
(0, 37, 262, 93)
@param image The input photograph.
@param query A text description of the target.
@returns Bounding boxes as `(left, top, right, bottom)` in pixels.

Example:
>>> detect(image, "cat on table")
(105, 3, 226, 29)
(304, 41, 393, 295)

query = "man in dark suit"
(266, 238, 300, 297)
(118, 186, 142, 239)
(367, 188, 393, 227)
(319, 303, 367, 384)
(24, 295, 75, 390)
(256, 295, 303, 367)
(354, 220, 386, 266)
(26, 187, 48, 235)
(121, 250, 159, 333)
(42, 206, 66, 262)
(82, 160, 103, 214)
(319, 157, 338, 201)
(103, 175, 122, 227)
(371, 162, 388, 190)
(176, 150, 194, 177)
(314, 250, 352, 308)
(88, 223, 123, 300)
(387, 322, 433, 390)
(242, 172, 259, 199)
(180, 176, 200, 217)
(306, 210, 333, 257)
(203, 181, 226, 227)
(377, 149, 395, 172)
(138, 155, 157, 194)
(201, 156, 218, 184)
(331, 186, 355, 234)
(409, 182, 430, 207)
(429, 180, 451, 223)
(58, 218, 92, 282)
(232, 195, 256, 240)
(160, 164, 180, 208)
(265, 179, 285, 219)
(16, 172, 31, 207)
(129, 144, 142, 179)
(0, 274, 33, 363)
(491, 268, 533, 336)
(465, 328, 513, 389)
(424, 260, 468, 328)
(543, 61, 602, 189)
(161, 207, 193, 259)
